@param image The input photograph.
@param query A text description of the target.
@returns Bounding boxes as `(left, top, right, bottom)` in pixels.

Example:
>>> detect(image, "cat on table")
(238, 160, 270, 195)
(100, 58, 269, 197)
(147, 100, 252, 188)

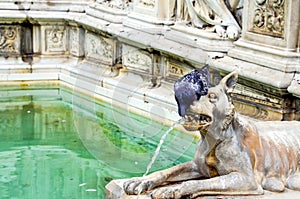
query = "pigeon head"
(175, 82, 198, 116)
(174, 67, 210, 117)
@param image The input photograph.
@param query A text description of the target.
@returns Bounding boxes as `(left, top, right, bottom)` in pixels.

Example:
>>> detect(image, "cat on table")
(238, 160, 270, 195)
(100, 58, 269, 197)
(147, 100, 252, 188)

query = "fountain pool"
(0, 85, 196, 199)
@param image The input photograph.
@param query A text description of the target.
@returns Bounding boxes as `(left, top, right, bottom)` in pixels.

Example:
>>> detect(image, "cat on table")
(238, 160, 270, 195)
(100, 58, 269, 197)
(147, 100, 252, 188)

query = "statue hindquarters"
(254, 121, 300, 192)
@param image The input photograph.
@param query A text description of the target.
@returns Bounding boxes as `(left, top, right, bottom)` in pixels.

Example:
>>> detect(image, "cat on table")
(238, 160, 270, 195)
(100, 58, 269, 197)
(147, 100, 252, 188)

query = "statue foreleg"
(150, 172, 263, 199)
(123, 160, 203, 195)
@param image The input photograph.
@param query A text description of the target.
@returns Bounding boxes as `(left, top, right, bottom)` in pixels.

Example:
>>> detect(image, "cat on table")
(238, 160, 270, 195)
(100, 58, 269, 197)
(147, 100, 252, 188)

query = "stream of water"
(143, 118, 185, 176)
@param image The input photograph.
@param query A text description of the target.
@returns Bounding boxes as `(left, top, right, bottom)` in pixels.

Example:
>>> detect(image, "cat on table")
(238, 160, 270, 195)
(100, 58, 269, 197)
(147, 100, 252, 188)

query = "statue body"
(124, 72, 300, 198)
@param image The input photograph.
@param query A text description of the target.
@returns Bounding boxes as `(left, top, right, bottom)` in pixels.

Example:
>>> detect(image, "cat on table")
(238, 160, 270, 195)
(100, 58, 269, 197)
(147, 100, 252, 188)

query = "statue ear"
(220, 71, 238, 93)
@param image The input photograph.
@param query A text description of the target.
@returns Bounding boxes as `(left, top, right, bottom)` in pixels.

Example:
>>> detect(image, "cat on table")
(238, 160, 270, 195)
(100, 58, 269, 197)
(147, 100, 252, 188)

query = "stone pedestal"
(221, 0, 300, 120)
(228, 0, 300, 72)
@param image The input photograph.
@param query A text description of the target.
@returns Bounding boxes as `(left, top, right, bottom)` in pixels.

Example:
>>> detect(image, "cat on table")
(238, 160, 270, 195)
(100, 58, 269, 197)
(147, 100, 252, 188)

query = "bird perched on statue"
(174, 66, 210, 116)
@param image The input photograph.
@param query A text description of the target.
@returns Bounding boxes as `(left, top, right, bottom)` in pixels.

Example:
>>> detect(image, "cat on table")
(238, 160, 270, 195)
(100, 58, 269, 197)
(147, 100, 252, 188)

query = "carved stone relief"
(85, 31, 115, 65)
(0, 26, 20, 55)
(122, 44, 152, 73)
(252, 0, 285, 37)
(42, 26, 67, 54)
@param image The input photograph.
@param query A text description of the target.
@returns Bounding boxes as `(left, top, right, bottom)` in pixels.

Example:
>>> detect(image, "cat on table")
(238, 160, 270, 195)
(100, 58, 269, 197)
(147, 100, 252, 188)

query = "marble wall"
(0, 0, 298, 121)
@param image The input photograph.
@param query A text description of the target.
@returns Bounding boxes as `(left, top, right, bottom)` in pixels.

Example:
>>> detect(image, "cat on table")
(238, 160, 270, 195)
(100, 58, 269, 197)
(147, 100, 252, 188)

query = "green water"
(0, 86, 196, 199)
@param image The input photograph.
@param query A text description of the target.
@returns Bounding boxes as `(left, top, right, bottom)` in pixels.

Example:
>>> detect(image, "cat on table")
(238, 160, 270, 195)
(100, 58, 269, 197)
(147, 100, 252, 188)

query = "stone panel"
(122, 44, 152, 74)
(0, 25, 21, 56)
(85, 31, 115, 65)
(41, 25, 68, 55)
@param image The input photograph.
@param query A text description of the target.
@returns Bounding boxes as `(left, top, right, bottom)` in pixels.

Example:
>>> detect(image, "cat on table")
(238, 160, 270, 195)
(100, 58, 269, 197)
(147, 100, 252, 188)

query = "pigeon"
(174, 66, 210, 116)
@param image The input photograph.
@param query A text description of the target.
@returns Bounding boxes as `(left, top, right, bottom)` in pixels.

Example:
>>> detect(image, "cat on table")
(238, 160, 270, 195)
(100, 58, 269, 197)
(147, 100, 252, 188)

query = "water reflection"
(0, 100, 126, 199)
(0, 87, 195, 198)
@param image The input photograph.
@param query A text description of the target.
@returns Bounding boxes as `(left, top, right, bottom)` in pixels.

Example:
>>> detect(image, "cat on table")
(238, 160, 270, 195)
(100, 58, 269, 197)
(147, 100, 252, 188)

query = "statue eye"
(209, 93, 218, 103)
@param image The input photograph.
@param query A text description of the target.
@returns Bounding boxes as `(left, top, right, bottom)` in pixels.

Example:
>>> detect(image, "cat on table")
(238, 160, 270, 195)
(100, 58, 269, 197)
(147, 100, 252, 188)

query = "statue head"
(183, 71, 238, 135)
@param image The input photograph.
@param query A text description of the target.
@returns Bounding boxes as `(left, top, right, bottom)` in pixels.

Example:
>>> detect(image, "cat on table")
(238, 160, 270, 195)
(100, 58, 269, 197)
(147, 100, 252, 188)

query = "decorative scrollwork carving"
(253, 0, 285, 37)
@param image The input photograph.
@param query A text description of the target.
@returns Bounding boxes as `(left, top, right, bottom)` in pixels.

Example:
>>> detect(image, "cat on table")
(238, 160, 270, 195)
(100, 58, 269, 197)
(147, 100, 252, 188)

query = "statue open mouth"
(198, 114, 212, 126)
(183, 113, 212, 130)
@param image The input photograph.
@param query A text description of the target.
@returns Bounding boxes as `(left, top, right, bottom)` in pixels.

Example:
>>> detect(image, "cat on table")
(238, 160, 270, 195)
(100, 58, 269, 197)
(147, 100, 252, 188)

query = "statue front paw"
(215, 25, 227, 38)
(123, 177, 156, 195)
(151, 186, 182, 199)
(226, 25, 240, 40)
(215, 25, 240, 40)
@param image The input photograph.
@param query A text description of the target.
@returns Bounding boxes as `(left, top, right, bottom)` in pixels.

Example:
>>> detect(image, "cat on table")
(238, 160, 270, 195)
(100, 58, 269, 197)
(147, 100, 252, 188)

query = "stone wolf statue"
(123, 71, 300, 198)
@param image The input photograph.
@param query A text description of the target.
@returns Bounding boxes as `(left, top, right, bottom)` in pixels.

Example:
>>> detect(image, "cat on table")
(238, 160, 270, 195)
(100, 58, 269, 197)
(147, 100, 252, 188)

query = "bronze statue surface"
(123, 71, 300, 199)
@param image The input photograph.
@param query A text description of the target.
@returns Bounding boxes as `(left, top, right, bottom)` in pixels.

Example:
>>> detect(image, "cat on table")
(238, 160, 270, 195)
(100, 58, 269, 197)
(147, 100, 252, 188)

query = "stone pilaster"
(69, 25, 85, 57)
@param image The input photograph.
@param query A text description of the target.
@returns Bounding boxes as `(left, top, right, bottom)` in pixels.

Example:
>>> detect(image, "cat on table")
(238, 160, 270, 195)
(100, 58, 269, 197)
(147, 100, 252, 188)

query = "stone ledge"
(105, 179, 300, 199)
(209, 55, 294, 90)
(0, 0, 91, 13)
